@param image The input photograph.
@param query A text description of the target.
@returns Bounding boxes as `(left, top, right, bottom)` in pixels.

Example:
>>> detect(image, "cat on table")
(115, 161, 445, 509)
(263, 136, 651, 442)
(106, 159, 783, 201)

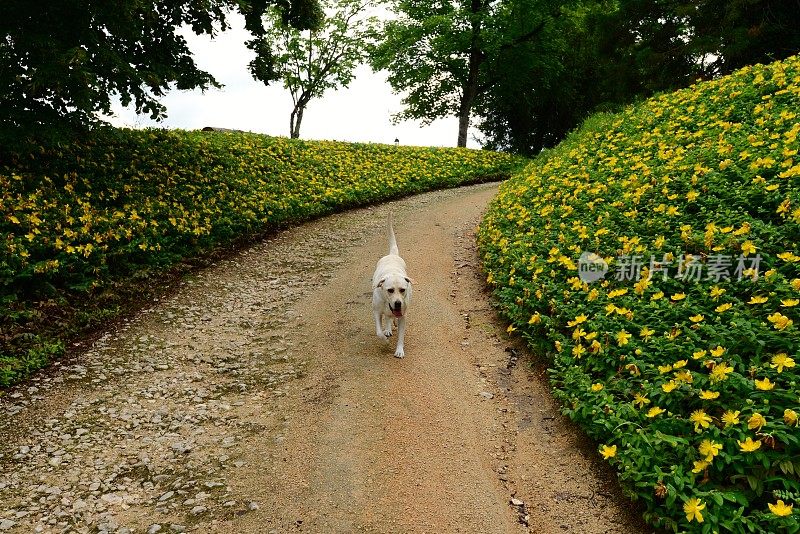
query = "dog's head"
(376, 274, 413, 318)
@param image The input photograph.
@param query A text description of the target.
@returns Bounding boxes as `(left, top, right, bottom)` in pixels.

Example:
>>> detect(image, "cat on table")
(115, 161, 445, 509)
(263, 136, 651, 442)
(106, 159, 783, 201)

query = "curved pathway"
(0, 183, 649, 533)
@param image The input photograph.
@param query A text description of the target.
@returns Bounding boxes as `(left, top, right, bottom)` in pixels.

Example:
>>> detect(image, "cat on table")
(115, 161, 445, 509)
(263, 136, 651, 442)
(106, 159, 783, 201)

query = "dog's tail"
(388, 212, 399, 256)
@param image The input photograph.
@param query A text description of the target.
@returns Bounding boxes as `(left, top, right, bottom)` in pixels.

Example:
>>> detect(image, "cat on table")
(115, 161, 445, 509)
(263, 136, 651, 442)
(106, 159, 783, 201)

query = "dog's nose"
(393, 301, 401, 310)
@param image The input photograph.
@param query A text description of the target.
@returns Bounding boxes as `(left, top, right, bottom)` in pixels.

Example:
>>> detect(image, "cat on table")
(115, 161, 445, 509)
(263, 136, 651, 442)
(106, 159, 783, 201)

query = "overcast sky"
(106, 13, 480, 148)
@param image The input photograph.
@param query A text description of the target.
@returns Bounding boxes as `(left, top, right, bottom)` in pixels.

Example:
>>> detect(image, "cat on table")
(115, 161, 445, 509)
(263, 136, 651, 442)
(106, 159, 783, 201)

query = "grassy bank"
(1, 128, 522, 387)
(479, 55, 799, 532)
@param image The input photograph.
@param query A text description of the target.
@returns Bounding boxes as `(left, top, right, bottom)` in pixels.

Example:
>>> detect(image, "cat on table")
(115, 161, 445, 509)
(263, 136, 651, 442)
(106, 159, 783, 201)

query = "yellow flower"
(698, 439, 722, 462)
(600, 444, 617, 459)
(658, 364, 673, 374)
(590, 383, 604, 392)
(782, 298, 800, 307)
(689, 314, 705, 322)
(754, 377, 775, 390)
(567, 314, 587, 326)
(507, 324, 516, 333)
(722, 410, 740, 427)
(768, 500, 793, 517)
(671, 292, 687, 301)
(692, 349, 707, 360)
(770, 353, 795, 373)
(690, 409, 713, 432)
(684, 497, 706, 523)
(673, 359, 688, 369)
(709, 362, 734, 383)
(691, 459, 709, 473)
(699, 390, 720, 400)
(768, 312, 793, 330)
(616, 330, 631, 346)
(662, 380, 678, 393)
(748, 295, 768, 304)
(640, 327, 655, 340)
(528, 312, 542, 324)
(715, 303, 732, 313)
(784, 409, 798, 426)
(633, 393, 650, 408)
(748, 413, 767, 431)
(646, 406, 666, 418)
(741, 240, 757, 256)
(651, 291, 664, 301)
(674, 370, 694, 384)
(738, 437, 762, 452)
(709, 286, 726, 299)
(710, 346, 726, 357)
(572, 344, 586, 358)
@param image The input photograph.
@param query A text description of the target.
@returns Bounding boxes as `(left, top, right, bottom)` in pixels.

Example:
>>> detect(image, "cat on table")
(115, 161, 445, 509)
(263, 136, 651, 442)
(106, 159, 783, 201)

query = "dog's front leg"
(374, 309, 389, 340)
(394, 317, 406, 358)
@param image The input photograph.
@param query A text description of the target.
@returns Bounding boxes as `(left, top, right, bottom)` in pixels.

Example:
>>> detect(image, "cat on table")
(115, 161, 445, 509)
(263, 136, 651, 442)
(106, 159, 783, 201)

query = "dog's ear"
(375, 278, 386, 289)
(404, 277, 415, 285)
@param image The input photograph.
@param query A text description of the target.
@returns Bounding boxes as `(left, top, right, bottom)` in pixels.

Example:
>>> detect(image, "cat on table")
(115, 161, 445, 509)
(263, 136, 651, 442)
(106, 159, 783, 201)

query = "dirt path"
(0, 184, 649, 534)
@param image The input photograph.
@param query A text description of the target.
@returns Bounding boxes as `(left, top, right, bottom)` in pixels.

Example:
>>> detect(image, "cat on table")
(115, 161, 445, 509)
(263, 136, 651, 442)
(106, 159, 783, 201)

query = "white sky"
(106, 13, 480, 148)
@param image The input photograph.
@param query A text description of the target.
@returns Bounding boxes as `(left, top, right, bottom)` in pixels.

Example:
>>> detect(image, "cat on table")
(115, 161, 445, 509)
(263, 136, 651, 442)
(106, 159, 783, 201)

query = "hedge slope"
(1, 129, 521, 386)
(479, 56, 800, 532)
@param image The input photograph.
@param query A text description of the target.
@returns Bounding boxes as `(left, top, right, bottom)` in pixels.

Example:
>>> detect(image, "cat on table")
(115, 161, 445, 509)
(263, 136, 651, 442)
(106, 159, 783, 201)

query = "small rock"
(148, 525, 162, 534)
(510, 498, 524, 506)
(249, 501, 260, 511)
(190, 505, 207, 515)
(0, 520, 17, 531)
(100, 493, 123, 505)
(479, 391, 494, 400)
(169, 525, 186, 533)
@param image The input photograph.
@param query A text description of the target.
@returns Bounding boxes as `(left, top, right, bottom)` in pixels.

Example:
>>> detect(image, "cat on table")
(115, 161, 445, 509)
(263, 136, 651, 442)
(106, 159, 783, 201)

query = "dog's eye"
(399, 288, 406, 293)
(387, 288, 395, 293)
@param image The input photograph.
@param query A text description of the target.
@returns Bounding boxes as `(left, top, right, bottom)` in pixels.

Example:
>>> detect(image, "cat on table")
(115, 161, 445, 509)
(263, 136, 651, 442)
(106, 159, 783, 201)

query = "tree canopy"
(250, 0, 378, 139)
(372, 0, 800, 154)
(370, 0, 562, 147)
(0, 0, 321, 137)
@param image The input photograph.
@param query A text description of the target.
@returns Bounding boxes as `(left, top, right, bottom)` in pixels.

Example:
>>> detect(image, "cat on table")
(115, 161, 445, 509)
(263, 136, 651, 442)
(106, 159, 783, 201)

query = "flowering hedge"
(1, 129, 521, 386)
(478, 55, 800, 532)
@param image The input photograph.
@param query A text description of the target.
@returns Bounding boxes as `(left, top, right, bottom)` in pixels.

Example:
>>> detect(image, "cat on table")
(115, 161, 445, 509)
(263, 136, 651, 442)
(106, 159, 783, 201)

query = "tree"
(0, 0, 322, 138)
(249, 0, 378, 139)
(370, 0, 561, 147)
(476, 0, 800, 155)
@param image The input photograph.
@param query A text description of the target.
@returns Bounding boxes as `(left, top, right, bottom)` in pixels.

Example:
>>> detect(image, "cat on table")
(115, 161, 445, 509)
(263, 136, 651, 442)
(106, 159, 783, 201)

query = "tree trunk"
(290, 103, 305, 139)
(457, 0, 485, 148)
(457, 64, 480, 148)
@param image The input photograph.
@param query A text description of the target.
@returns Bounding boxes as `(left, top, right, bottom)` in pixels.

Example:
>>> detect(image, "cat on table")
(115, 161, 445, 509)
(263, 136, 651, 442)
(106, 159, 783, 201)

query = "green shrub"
(479, 55, 800, 532)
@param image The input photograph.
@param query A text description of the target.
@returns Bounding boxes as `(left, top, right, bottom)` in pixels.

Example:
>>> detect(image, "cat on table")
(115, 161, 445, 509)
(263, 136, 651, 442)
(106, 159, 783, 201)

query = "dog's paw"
(376, 331, 388, 341)
(394, 347, 405, 358)
(382, 328, 393, 338)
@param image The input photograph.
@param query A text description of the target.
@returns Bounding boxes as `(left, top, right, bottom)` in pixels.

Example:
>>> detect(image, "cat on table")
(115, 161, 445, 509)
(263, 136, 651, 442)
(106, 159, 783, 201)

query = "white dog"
(372, 213, 413, 358)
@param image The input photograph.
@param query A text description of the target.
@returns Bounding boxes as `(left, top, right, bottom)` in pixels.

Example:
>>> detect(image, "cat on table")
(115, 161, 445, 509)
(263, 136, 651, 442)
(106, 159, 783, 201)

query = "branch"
(498, 10, 560, 53)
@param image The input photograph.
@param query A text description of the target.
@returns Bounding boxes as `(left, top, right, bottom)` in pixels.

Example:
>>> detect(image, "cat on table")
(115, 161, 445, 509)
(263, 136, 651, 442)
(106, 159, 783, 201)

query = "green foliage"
(250, 0, 379, 138)
(370, 0, 562, 146)
(0, 128, 523, 387)
(478, 0, 800, 155)
(479, 55, 800, 531)
(0, 0, 322, 139)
